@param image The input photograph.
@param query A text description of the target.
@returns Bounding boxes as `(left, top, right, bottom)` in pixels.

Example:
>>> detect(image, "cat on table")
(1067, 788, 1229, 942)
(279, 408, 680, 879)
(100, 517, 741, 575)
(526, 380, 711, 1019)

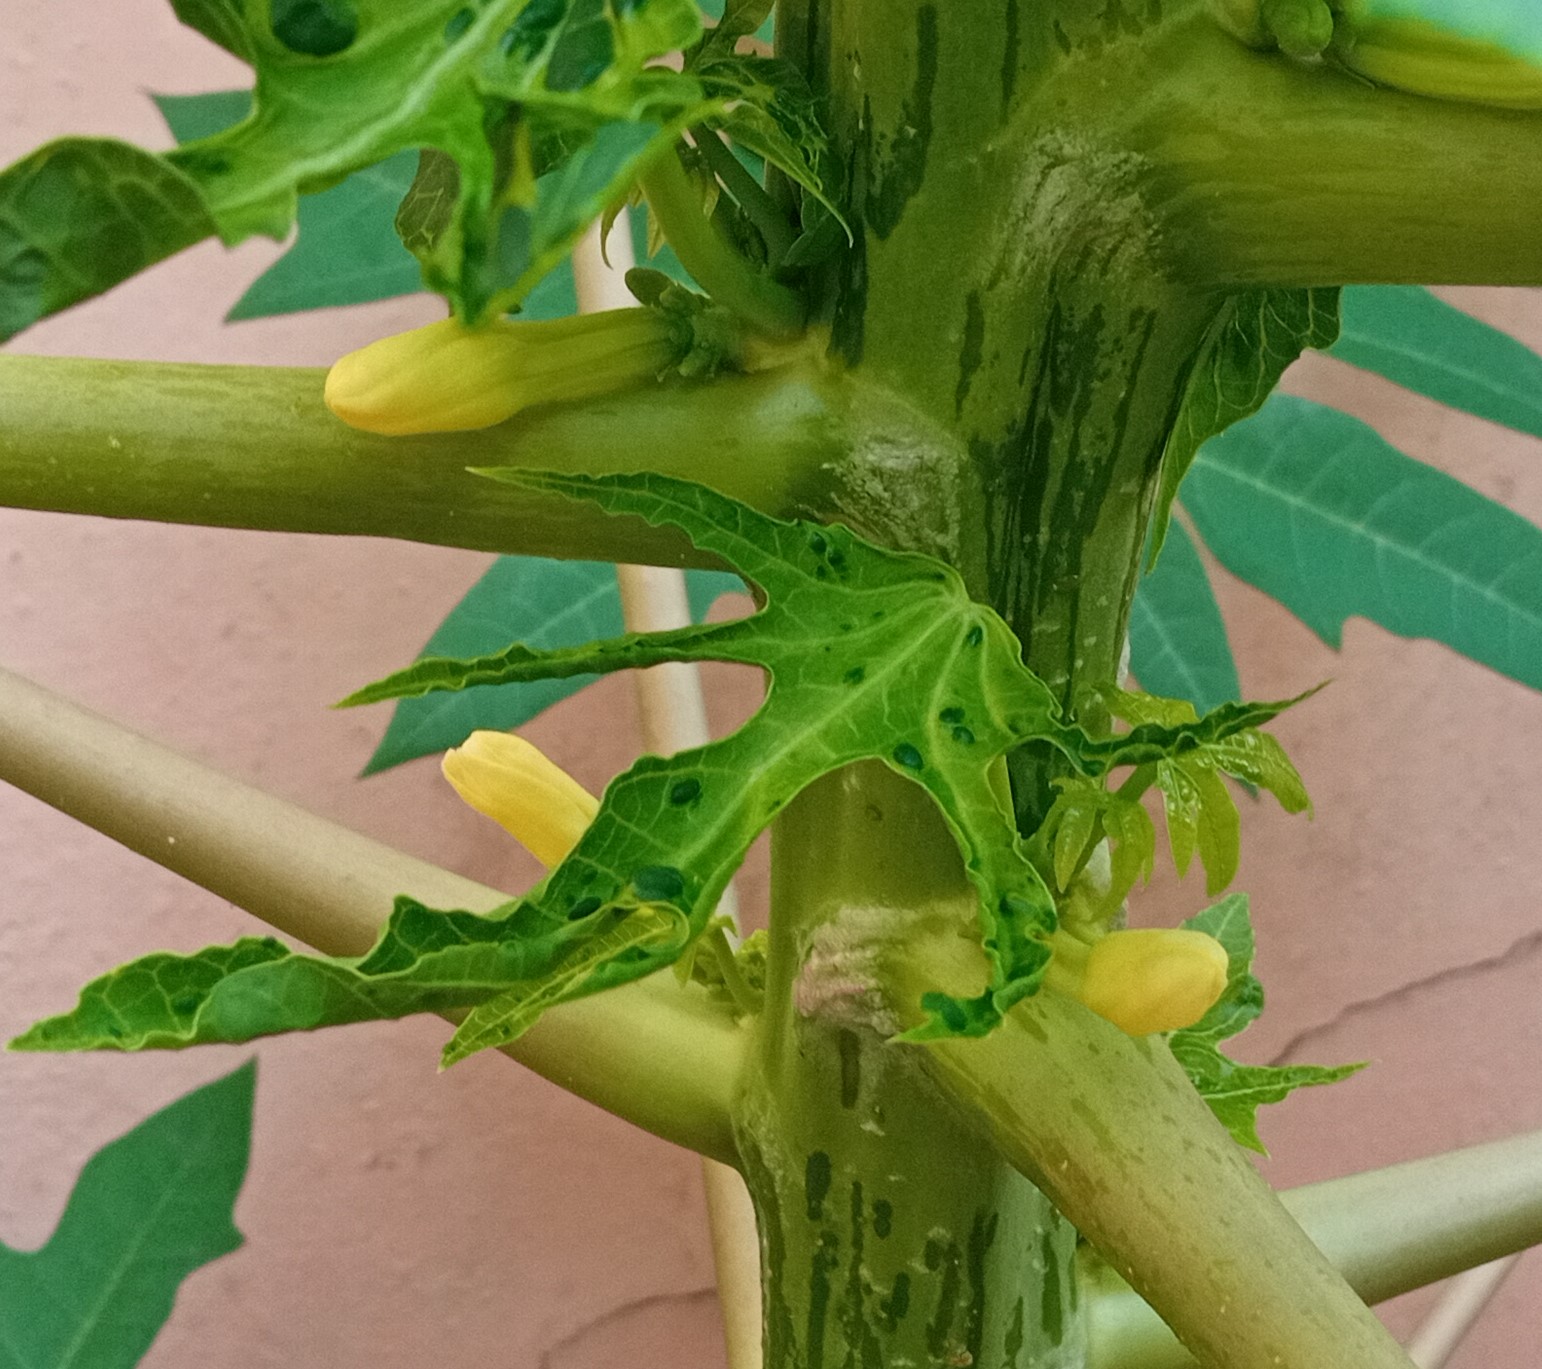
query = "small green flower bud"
(1211, 0, 1333, 53)
(1262, 0, 1335, 58)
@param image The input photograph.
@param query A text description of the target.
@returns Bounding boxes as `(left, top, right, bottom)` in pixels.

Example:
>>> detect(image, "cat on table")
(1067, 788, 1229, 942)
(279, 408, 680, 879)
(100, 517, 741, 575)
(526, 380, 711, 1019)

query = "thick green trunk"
(740, 4, 1231, 1365)
(735, 765, 1084, 1369)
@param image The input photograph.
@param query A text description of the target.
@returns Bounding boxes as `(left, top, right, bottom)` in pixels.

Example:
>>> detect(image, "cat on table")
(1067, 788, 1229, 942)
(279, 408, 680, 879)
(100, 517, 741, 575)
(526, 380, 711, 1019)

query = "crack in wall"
(1268, 925, 1542, 1066)
(537, 1287, 720, 1369)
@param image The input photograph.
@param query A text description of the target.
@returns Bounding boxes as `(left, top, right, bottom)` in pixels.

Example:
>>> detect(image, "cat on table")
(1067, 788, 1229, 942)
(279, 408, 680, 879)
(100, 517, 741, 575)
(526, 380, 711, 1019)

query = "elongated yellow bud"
(441, 730, 599, 868)
(1214, 0, 1542, 105)
(1332, 15, 1542, 108)
(1048, 928, 1229, 1036)
(325, 310, 683, 436)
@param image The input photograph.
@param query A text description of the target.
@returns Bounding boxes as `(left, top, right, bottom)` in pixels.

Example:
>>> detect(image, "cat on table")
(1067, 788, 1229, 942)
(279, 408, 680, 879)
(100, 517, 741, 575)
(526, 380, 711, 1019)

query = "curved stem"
(0, 663, 744, 1164)
(639, 146, 807, 339)
(880, 910, 1416, 1369)
(1123, 12, 1542, 286)
(1087, 1127, 1542, 1367)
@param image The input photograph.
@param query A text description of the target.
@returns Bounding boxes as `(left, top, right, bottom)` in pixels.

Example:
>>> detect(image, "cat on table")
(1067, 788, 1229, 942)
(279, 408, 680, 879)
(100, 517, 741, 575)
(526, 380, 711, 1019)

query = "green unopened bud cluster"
(1213, 0, 1542, 107)
(324, 308, 687, 437)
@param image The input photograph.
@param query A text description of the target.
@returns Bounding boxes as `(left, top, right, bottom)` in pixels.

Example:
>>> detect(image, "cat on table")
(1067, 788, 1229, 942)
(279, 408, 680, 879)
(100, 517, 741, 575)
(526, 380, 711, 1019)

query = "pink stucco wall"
(1, 4, 1538, 1364)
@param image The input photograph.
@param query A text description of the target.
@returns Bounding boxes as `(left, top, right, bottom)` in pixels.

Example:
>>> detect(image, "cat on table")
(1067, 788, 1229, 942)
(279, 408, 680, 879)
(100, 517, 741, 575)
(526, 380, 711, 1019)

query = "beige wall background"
(1, 5, 1539, 1365)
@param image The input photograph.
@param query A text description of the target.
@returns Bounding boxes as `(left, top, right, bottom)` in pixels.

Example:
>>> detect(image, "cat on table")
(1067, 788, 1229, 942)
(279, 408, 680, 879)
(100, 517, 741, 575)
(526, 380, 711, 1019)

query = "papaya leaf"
(1148, 288, 1339, 568)
(1, 0, 723, 337)
(17, 476, 1305, 1063)
(0, 1063, 254, 1368)
(1170, 897, 1361, 1153)
(171, 0, 256, 61)
(156, 89, 426, 319)
(1332, 285, 1542, 442)
(692, 54, 847, 228)
(154, 89, 253, 142)
(1039, 779, 1156, 918)
(0, 140, 217, 342)
(364, 558, 740, 775)
(1183, 393, 1542, 691)
(695, 0, 775, 58)
(1128, 517, 1242, 717)
(1104, 686, 1311, 895)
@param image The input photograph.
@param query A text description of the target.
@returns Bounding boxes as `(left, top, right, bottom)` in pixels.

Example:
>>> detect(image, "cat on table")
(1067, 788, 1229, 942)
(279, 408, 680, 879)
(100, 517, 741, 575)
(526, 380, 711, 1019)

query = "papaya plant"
(2, 1, 1542, 1366)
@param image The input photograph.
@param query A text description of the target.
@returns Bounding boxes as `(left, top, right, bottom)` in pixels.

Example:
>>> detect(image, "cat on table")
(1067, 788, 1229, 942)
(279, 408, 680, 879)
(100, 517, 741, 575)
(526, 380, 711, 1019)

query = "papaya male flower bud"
(1330, 2, 1542, 109)
(441, 731, 599, 868)
(1046, 928, 1229, 1037)
(324, 309, 685, 436)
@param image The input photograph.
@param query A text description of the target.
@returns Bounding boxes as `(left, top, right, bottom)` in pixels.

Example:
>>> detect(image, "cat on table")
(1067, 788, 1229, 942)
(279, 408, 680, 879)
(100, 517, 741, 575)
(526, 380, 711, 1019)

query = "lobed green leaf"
(0, 1063, 253, 1367)
(1128, 517, 1242, 717)
(1332, 285, 1542, 442)
(1149, 288, 1339, 568)
(0, 139, 216, 341)
(1170, 896, 1361, 1153)
(1184, 393, 1542, 690)
(19, 474, 1308, 1063)
(0, 0, 736, 337)
(364, 558, 738, 774)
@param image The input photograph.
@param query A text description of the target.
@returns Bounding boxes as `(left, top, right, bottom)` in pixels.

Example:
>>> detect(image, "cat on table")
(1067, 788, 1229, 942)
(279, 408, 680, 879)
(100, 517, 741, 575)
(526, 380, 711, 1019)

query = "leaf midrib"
(1192, 448, 1542, 634)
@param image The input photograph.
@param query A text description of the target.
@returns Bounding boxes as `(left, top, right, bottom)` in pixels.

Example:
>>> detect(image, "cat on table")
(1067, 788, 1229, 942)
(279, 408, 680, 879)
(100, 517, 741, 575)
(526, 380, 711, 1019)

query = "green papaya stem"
(1086, 1127, 1542, 1368)
(0, 353, 843, 564)
(1126, 14, 1542, 287)
(0, 663, 744, 1164)
(877, 912, 1415, 1369)
(734, 764, 1084, 1369)
(639, 146, 807, 339)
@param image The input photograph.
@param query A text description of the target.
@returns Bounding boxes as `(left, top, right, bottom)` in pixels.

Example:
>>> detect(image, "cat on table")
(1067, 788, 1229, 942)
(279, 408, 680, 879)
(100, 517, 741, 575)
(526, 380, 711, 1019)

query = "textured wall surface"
(1, 5, 1539, 1366)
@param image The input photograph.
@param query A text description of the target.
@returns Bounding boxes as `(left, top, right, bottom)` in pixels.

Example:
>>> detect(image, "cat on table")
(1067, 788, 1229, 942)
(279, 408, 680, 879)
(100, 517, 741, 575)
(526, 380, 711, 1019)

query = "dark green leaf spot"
(892, 742, 923, 770)
(444, 7, 475, 42)
(546, 0, 614, 92)
(939, 706, 965, 725)
(952, 725, 976, 744)
(566, 896, 602, 921)
(270, 0, 358, 56)
(965, 625, 984, 647)
(501, 0, 565, 59)
(669, 778, 702, 806)
(632, 865, 685, 902)
(843, 665, 866, 685)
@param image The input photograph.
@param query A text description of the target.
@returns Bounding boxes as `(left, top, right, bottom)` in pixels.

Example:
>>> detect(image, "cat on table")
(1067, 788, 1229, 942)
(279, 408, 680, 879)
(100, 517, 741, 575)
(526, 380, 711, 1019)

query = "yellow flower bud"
(1332, 5, 1542, 109)
(1064, 928, 1230, 1037)
(441, 731, 599, 868)
(324, 310, 683, 436)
